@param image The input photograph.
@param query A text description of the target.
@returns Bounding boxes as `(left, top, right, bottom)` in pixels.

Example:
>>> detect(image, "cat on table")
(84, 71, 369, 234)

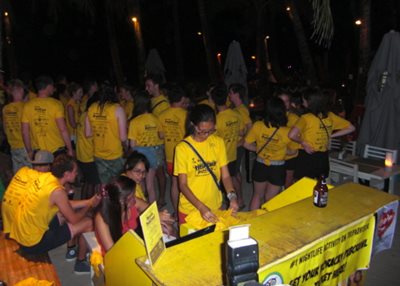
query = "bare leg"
(170, 175, 179, 214)
(69, 217, 93, 260)
(231, 175, 243, 208)
(285, 170, 294, 189)
(264, 182, 281, 202)
(249, 181, 267, 210)
(156, 166, 166, 206)
(146, 168, 157, 203)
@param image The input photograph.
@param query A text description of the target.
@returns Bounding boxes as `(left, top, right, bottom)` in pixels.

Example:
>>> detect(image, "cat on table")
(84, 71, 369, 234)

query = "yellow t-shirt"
(128, 113, 163, 147)
(294, 112, 351, 152)
(121, 99, 134, 120)
(158, 107, 187, 163)
(66, 98, 80, 138)
(76, 111, 94, 163)
(135, 184, 146, 201)
(151, 94, 170, 117)
(27, 91, 37, 100)
(245, 121, 292, 165)
(235, 104, 252, 127)
(59, 94, 70, 107)
(2, 101, 25, 149)
(285, 112, 300, 160)
(21, 97, 66, 153)
(174, 134, 228, 215)
(80, 94, 89, 114)
(215, 109, 244, 163)
(87, 102, 123, 160)
(1, 167, 41, 233)
(10, 172, 63, 246)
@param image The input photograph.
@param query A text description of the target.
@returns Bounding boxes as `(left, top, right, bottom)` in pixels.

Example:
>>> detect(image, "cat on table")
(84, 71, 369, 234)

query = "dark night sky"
(5, 0, 399, 86)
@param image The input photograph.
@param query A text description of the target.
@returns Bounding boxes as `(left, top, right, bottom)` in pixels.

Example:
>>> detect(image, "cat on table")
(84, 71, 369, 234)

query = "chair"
(363, 144, 398, 162)
(329, 139, 357, 155)
(362, 144, 398, 190)
(329, 158, 359, 185)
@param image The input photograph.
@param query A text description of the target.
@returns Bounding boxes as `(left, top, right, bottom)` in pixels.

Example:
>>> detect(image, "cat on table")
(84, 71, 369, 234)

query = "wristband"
(227, 192, 237, 201)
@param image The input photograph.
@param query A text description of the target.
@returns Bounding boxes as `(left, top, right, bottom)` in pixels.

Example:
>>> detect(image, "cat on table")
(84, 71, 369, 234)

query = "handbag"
(182, 140, 222, 191)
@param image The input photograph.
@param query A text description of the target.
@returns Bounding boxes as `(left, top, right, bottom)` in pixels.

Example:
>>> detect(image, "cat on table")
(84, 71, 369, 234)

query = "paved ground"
(49, 175, 400, 286)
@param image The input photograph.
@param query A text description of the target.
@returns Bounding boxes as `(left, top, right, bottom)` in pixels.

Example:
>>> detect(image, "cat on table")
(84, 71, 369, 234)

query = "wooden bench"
(0, 232, 61, 285)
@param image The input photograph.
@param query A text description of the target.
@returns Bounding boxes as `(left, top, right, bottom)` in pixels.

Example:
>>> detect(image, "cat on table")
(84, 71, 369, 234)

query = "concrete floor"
(48, 175, 400, 286)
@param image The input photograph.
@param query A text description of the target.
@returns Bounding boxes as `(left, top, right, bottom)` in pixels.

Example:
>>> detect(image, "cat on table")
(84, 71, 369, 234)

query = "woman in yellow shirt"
(174, 104, 238, 224)
(244, 98, 295, 210)
(288, 88, 355, 180)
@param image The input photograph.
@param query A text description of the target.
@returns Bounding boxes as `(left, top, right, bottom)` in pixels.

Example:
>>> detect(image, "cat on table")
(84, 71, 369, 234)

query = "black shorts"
(252, 161, 286, 186)
(78, 160, 101, 185)
(285, 157, 298, 171)
(294, 150, 329, 180)
(20, 215, 72, 255)
(228, 160, 238, 177)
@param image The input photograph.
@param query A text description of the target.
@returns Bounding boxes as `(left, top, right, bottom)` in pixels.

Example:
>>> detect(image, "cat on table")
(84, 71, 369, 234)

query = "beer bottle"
(313, 176, 328, 208)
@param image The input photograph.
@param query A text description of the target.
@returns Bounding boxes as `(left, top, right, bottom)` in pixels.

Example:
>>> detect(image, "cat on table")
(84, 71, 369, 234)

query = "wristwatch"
(227, 192, 237, 201)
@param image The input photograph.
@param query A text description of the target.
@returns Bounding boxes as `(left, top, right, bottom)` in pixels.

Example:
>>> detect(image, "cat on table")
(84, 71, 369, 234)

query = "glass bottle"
(313, 176, 328, 208)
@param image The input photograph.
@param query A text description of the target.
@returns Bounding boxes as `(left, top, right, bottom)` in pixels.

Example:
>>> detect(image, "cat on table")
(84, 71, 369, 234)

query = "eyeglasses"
(132, 169, 146, 175)
(195, 126, 216, 136)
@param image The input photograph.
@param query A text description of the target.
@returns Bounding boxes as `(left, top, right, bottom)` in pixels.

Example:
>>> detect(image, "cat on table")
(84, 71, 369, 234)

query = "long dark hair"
(125, 151, 150, 172)
(98, 83, 118, 113)
(186, 104, 216, 136)
(131, 90, 151, 120)
(303, 88, 329, 118)
(96, 176, 136, 243)
(264, 97, 288, 128)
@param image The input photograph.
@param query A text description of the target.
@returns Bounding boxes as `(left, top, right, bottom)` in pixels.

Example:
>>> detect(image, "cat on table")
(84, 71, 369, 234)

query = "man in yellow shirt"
(10, 154, 101, 274)
(145, 73, 170, 117)
(211, 84, 244, 207)
(159, 85, 188, 213)
(21, 76, 74, 159)
(2, 79, 30, 173)
(2, 150, 54, 234)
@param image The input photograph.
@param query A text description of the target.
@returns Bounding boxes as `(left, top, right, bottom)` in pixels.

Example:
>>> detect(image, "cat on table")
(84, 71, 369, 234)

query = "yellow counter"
(135, 183, 398, 285)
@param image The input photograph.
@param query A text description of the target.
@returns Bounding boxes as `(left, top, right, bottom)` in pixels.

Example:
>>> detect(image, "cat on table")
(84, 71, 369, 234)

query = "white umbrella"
(224, 40, 248, 102)
(145, 49, 166, 82)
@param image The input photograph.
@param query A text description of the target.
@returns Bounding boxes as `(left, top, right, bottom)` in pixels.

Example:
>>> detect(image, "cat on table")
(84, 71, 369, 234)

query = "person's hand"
(229, 198, 239, 214)
(199, 205, 218, 223)
(159, 209, 175, 225)
(67, 148, 75, 158)
(301, 141, 314, 154)
(90, 193, 102, 208)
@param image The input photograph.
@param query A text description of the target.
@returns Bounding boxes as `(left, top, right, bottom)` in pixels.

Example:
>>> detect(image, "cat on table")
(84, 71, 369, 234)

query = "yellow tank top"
(10, 172, 63, 246)
(88, 102, 123, 160)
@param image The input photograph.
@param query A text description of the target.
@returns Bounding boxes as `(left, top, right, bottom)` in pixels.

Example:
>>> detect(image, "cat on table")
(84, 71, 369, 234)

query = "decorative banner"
(139, 202, 165, 266)
(372, 200, 399, 256)
(259, 215, 375, 286)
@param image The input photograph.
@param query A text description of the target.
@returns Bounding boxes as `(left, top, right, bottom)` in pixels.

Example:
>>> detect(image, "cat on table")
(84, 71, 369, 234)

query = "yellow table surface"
(137, 183, 399, 285)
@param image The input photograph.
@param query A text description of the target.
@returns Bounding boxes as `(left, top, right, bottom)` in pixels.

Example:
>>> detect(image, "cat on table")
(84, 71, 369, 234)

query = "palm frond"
(309, 0, 334, 48)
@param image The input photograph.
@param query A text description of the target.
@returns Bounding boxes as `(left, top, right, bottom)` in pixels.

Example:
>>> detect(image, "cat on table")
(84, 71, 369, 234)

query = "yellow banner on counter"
(259, 215, 375, 286)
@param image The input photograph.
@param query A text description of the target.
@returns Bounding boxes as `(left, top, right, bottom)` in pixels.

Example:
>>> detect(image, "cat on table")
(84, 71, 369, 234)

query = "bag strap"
(317, 115, 330, 147)
(256, 127, 279, 155)
(182, 140, 221, 190)
(151, 100, 168, 112)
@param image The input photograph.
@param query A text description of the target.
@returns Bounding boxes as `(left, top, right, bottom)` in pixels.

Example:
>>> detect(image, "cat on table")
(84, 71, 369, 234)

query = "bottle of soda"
(313, 176, 328, 208)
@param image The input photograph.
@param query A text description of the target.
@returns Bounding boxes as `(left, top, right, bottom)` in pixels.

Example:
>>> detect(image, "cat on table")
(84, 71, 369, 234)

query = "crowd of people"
(0, 73, 355, 275)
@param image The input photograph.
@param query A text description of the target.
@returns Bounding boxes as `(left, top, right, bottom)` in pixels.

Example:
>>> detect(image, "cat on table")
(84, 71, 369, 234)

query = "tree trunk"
(287, 0, 318, 85)
(355, 0, 371, 103)
(104, 0, 124, 86)
(197, 0, 221, 82)
(4, 10, 17, 78)
(172, 0, 184, 82)
(0, 2, 3, 72)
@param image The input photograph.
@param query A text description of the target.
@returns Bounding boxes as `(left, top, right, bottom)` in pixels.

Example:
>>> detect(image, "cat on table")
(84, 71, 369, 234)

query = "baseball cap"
(30, 150, 54, 165)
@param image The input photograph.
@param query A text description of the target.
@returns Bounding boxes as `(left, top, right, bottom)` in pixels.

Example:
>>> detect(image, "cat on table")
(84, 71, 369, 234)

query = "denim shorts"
(135, 145, 165, 169)
(94, 157, 125, 184)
